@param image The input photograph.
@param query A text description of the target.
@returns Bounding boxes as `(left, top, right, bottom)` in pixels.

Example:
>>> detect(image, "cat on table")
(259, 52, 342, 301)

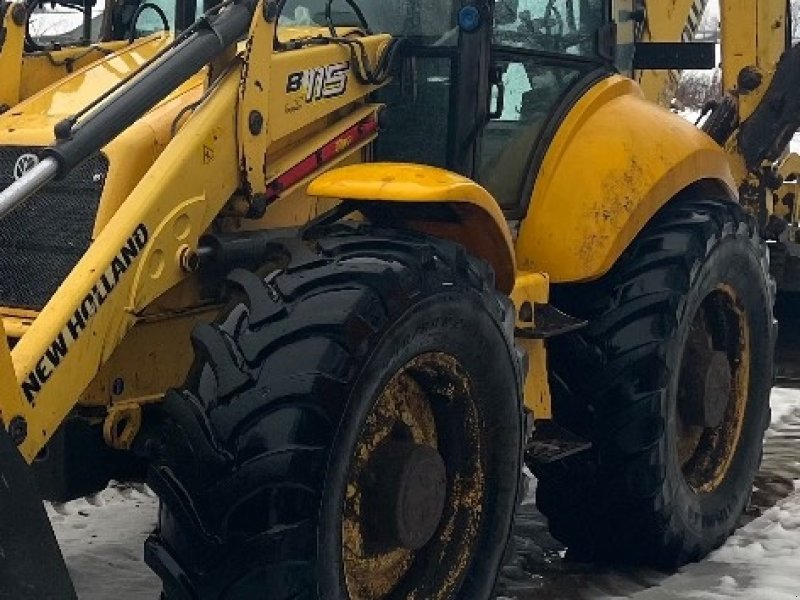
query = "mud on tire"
(535, 195, 776, 566)
(144, 225, 524, 599)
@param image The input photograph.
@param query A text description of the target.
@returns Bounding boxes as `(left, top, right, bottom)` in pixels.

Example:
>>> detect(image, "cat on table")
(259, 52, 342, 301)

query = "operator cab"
(283, 0, 612, 218)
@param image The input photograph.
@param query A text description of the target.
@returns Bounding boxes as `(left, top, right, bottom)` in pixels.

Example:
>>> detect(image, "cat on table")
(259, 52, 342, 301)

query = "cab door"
(475, 0, 612, 218)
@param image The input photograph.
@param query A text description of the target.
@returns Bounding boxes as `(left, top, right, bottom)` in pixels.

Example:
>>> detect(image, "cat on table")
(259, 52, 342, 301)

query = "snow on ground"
(50, 483, 159, 599)
(50, 389, 800, 598)
(626, 482, 800, 600)
(770, 387, 800, 425)
(622, 390, 800, 600)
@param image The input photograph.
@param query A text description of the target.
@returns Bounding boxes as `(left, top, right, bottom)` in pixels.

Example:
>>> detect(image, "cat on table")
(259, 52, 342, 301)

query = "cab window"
(494, 0, 606, 55)
(133, 0, 204, 36)
(476, 0, 607, 210)
(281, 1, 457, 45)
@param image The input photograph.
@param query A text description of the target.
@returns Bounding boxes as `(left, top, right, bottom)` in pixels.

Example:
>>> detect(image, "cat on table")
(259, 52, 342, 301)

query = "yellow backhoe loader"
(0, 0, 793, 598)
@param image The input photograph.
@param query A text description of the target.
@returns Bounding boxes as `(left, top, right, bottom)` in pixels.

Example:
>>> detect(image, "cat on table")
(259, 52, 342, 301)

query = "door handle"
(489, 73, 506, 119)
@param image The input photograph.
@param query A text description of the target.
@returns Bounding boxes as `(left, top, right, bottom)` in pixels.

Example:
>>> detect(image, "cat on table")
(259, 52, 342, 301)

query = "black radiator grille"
(0, 147, 108, 309)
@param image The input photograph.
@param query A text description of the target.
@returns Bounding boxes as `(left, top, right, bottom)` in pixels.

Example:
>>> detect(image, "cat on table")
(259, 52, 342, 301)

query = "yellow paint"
(0, 319, 28, 428)
(3, 0, 762, 465)
(510, 272, 552, 420)
(636, 0, 705, 106)
(8, 65, 242, 462)
(0, 34, 182, 147)
(19, 42, 130, 102)
(102, 402, 143, 450)
(519, 339, 552, 420)
(721, 0, 785, 122)
(238, 2, 388, 197)
(309, 163, 517, 292)
(516, 75, 736, 283)
(0, 3, 25, 108)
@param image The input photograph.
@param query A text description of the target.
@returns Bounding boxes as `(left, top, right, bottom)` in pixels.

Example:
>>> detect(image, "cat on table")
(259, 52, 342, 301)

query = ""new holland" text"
(22, 223, 150, 404)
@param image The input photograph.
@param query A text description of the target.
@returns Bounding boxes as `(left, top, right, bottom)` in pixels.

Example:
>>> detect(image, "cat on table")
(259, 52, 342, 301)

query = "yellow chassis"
(0, 0, 744, 465)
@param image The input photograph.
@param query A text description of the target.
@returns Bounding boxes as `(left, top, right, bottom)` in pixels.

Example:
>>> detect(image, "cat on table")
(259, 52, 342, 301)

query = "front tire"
(536, 196, 775, 566)
(144, 226, 524, 598)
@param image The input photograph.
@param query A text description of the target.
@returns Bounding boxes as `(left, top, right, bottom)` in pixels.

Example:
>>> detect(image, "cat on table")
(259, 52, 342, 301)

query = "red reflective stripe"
(265, 115, 378, 200)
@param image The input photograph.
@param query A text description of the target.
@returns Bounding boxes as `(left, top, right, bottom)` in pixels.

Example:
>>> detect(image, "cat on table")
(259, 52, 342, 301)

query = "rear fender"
(516, 76, 737, 284)
(308, 163, 517, 293)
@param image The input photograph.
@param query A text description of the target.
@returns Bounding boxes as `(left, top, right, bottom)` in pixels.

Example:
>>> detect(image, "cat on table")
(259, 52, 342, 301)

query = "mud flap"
(0, 427, 76, 599)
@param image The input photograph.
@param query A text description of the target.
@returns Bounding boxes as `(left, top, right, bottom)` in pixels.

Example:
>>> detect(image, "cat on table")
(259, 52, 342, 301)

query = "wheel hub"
(680, 349, 732, 428)
(676, 287, 750, 494)
(364, 441, 447, 551)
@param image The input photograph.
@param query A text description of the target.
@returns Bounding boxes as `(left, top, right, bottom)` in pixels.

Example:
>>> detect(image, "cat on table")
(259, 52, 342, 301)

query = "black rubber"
(144, 224, 523, 599)
(535, 195, 776, 566)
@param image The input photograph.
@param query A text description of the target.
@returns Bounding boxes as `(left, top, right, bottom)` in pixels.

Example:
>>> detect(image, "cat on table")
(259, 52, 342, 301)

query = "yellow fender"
(516, 75, 738, 284)
(308, 163, 517, 293)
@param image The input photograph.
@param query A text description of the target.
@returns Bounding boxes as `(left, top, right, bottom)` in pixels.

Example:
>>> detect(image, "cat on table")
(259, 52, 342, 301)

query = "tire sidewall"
(664, 232, 773, 546)
(316, 290, 522, 600)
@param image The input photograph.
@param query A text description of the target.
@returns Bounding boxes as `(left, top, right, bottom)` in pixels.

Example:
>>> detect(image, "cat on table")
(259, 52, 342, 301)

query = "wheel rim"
(675, 285, 751, 494)
(342, 353, 483, 600)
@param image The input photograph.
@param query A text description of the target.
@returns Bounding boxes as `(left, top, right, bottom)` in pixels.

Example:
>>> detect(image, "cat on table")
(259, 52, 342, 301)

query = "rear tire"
(144, 225, 524, 598)
(535, 196, 775, 566)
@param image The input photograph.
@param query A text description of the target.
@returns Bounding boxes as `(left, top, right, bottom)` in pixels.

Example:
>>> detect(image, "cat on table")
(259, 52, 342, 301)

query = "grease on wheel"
(676, 286, 750, 494)
(342, 353, 484, 600)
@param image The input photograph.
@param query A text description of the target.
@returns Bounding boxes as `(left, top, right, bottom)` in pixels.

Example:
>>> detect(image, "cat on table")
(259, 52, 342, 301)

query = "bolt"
(248, 110, 264, 136)
(11, 4, 26, 26)
(178, 245, 200, 272)
(112, 378, 125, 396)
(738, 66, 763, 93)
(8, 416, 27, 445)
(0, 104, 9, 115)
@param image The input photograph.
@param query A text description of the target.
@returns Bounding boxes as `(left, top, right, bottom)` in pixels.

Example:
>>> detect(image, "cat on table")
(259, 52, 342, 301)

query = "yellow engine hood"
(0, 34, 204, 148)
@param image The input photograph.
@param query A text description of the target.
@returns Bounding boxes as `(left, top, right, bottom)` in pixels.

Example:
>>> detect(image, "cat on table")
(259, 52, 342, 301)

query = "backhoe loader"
(0, 0, 792, 598)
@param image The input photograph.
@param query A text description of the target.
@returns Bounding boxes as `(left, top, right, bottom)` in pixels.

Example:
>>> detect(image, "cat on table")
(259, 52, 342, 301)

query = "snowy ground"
(50, 388, 800, 599)
(50, 484, 160, 598)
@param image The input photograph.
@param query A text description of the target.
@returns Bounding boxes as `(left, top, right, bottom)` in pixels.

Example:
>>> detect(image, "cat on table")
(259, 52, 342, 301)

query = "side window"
(374, 57, 454, 169)
(477, 58, 585, 208)
(494, 0, 606, 55)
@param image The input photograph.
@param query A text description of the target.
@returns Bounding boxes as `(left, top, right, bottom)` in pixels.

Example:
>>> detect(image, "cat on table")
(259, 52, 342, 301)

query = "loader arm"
(629, 0, 712, 106)
(0, 0, 258, 463)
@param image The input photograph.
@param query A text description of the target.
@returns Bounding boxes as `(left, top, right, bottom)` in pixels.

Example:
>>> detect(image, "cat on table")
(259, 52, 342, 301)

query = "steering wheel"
(127, 2, 170, 43)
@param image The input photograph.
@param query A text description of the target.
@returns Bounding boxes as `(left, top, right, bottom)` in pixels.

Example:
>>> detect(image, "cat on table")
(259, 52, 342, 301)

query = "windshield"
(28, 1, 106, 45)
(26, 0, 203, 46)
(495, 0, 606, 55)
(281, 0, 458, 45)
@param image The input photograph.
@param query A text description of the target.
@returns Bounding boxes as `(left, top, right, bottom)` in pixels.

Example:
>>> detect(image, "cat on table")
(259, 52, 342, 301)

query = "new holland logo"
(13, 153, 40, 181)
(21, 223, 150, 404)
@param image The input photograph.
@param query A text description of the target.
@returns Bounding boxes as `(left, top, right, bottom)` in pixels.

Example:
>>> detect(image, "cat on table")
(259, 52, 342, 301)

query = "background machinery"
(0, 0, 793, 597)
